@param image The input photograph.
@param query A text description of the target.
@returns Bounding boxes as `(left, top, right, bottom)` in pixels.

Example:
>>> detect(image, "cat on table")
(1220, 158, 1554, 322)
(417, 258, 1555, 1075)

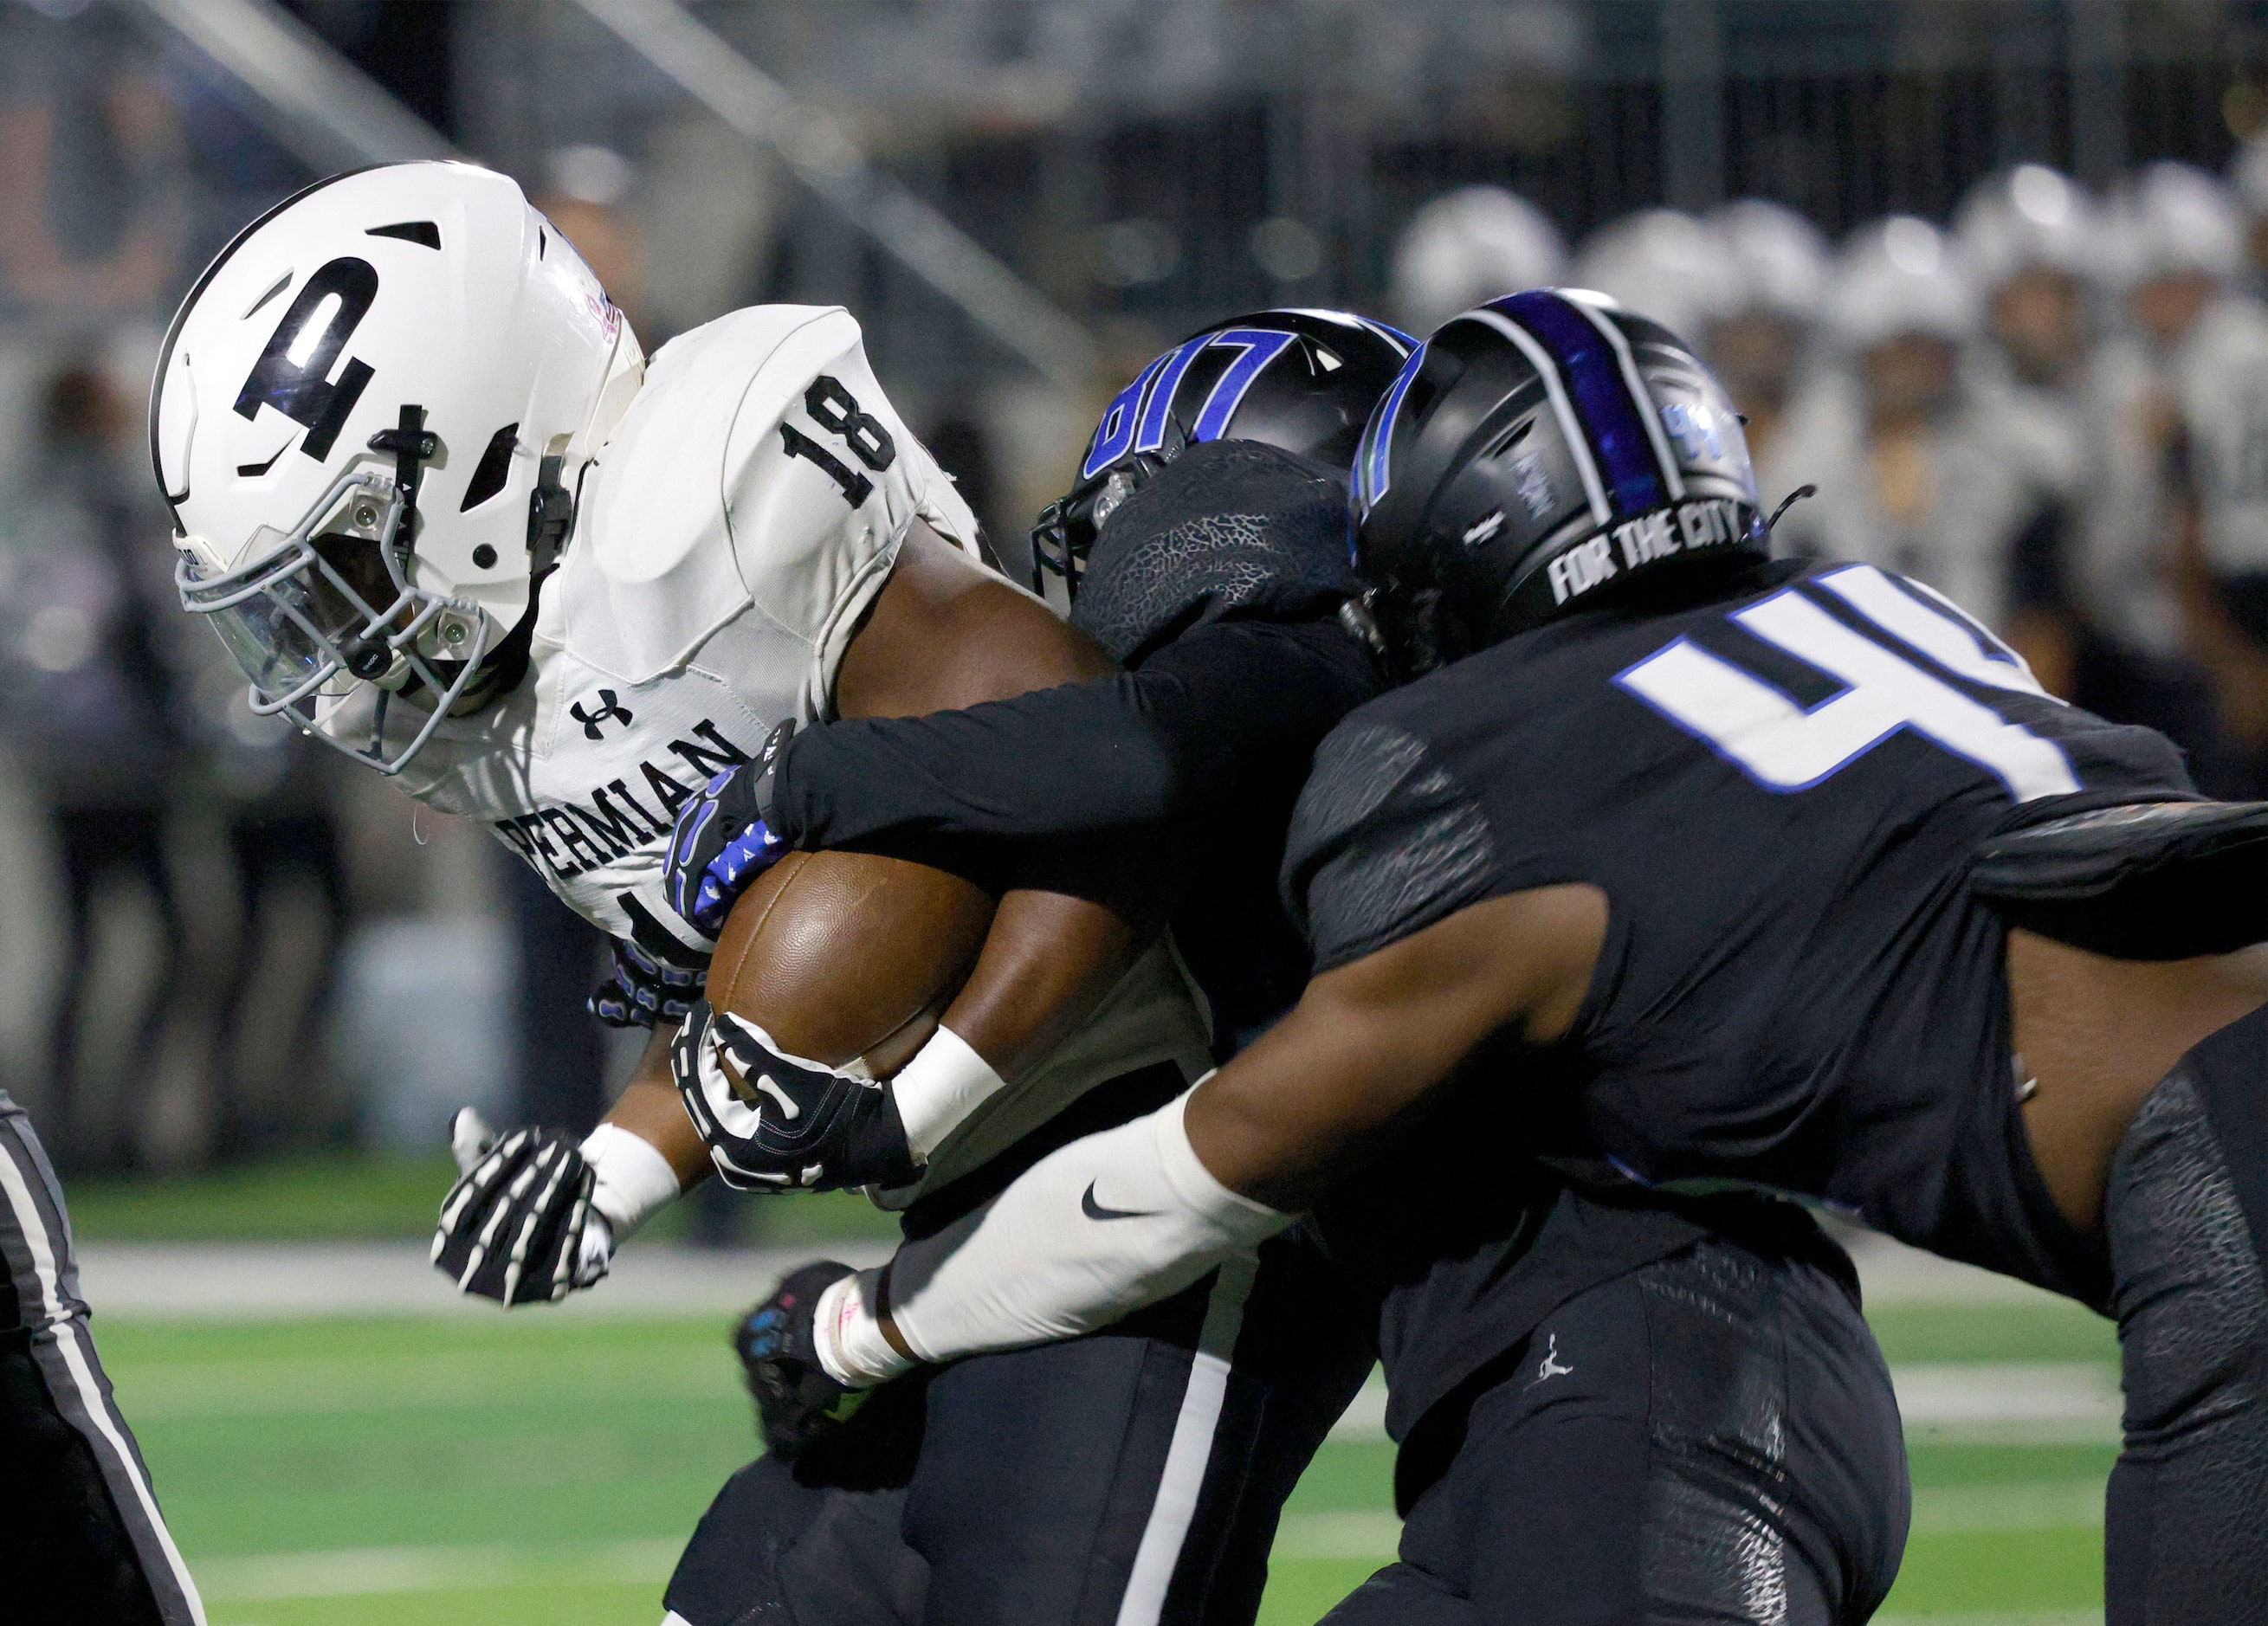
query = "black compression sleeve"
(772, 616, 1380, 852)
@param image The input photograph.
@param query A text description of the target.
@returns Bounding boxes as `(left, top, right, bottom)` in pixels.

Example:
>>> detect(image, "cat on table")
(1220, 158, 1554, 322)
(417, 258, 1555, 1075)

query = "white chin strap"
(814, 1087, 1288, 1387)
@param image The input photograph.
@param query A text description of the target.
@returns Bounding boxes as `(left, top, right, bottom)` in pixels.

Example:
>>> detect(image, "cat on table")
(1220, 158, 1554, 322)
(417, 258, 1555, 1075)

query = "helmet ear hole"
(460, 423, 520, 512)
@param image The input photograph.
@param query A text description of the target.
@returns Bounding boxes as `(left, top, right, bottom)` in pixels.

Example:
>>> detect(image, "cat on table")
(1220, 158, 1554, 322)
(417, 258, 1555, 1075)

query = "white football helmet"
(1388, 186, 1567, 334)
(2108, 160, 2244, 287)
(1708, 198, 1829, 322)
(1953, 164, 2098, 292)
(1567, 209, 1741, 344)
(1824, 216, 1980, 351)
(151, 161, 644, 773)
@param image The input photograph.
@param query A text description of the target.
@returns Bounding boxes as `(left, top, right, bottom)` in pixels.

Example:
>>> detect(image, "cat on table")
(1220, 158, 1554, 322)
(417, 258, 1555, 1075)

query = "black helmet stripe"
(1284, 309, 1418, 358)
(1493, 290, 1677, 517)
(1352, 315, 1418, 354)
(1457, 306, 1613, 526)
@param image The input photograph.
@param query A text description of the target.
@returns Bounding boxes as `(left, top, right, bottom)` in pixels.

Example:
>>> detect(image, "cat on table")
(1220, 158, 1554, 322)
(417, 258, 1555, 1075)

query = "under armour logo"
(1533, 1333, 1574, 1384)
(571, 689, 634, 740)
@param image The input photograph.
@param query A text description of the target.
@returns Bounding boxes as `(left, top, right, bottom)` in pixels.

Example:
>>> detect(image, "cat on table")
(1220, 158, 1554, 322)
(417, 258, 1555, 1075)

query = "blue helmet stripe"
(1188, 328, 1299, 442)
(1082, 350, 1171, 479)
(1133, 336, 1211, 455)
(1564, 297, 1685, 502)
(1496, 291, 1665, 517)
(1354, 339, 1427, 516)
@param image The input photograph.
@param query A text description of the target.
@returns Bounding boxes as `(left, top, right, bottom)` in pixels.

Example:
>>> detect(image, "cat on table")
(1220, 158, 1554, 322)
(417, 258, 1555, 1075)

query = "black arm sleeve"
(771, 615, 1380, 855)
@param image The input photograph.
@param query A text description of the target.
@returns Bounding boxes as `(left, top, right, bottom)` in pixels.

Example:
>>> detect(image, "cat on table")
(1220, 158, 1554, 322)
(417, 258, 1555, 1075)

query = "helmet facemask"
(177, 406, 500, 773)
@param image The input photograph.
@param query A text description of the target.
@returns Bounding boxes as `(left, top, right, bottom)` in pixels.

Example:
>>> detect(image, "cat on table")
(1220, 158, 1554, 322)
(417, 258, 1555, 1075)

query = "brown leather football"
(705, 849, 996, 1075)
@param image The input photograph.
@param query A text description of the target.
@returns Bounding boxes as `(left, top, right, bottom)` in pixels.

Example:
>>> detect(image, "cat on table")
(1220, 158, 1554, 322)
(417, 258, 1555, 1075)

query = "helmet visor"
(177, 470, 493, 774)
(180, 526, 404, 707)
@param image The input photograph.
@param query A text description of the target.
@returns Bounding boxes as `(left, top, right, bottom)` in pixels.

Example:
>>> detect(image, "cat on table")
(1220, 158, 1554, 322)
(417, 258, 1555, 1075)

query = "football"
(704, 849, 997, 1075)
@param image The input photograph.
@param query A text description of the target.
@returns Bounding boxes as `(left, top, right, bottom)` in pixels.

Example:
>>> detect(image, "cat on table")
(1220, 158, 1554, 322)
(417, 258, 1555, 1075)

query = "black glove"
(670, 997, 917, 1192)
(588, 936, 708, 1029)
(432, 1116, 602, 1306)
(734, 1261, 870, 1460)
(664, 722, 796, 936)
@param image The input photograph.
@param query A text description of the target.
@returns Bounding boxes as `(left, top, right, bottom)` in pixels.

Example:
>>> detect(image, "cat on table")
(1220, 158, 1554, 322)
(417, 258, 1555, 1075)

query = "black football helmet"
(1351, 289, 1767, 672)
(1032, 307, 1413, 594)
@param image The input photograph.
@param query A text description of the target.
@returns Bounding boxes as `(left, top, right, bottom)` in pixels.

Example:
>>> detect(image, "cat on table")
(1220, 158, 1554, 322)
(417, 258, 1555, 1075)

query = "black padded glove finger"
(432, 1128, 598, 1306)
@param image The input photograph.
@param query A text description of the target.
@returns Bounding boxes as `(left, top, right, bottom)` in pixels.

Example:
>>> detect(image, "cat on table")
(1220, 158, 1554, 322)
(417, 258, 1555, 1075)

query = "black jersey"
(1287, 556, 2193, 1305)
(770, 447, 1853, 1456)
(772, 439, 1384, 1044)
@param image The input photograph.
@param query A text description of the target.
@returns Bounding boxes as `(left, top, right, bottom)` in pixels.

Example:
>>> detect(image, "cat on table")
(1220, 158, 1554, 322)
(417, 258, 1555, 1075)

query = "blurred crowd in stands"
(6, 6, 2268, 1184)
(1390, 158, 2268, 810)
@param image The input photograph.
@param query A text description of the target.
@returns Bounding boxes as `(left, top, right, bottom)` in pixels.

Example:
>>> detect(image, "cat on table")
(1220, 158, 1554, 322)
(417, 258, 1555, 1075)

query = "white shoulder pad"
(551, 306, 979, 697)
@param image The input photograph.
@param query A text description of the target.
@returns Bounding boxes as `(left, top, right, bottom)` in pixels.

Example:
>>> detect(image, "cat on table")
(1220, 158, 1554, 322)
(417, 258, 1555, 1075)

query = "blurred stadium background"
(6, 0, 2266, 1619)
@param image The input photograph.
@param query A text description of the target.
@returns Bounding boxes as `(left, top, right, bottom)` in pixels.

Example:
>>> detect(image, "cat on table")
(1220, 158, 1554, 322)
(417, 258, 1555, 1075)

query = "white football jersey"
(376, 303, 1213, 1180)
(379, 305, 953, 941)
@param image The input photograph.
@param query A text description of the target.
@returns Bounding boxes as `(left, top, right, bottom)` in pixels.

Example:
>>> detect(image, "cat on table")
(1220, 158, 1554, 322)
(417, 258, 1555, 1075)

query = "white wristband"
(579, 1124, 682, 1242)
(813, 1268, 915, 1388)
(891, 1025, 1008, 1162)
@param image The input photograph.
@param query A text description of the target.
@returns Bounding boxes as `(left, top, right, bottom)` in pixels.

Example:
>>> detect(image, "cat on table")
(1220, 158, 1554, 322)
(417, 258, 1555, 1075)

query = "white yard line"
(78, 1238, 891, 1319)
(80, 1223, 2045, 1319)
(1839, 1225, 2087, 1309)
(196, 1537, 683, 1601)
(199, 1472, 2112, 1604)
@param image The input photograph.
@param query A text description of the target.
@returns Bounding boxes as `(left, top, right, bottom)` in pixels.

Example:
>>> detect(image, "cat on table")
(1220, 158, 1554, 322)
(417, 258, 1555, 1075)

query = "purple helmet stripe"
(1496, 291, 1667, 517)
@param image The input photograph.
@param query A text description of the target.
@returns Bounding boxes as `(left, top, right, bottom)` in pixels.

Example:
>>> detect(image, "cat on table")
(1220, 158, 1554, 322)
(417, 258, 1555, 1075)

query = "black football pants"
(2103, 1004, 2268, 1624)
(1318, 1234, 1909, 1626)
(663, 1228, 1375, 1626)
(0, 1092, 204, 1625)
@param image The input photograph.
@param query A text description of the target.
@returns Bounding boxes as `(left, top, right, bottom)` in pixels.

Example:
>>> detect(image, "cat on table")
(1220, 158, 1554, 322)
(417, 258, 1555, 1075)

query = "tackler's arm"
(815, 885, 1608, 1383)
(1972, 797, 2268, 960)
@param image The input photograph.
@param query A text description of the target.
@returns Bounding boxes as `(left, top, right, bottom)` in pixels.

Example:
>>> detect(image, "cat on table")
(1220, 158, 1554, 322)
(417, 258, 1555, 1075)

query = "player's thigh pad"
(1372, 1238, 1906, 1626)
(2103, 1016, 2268, 1626)
(906, 1240, 1370, 1626)
(662, 1453, 925, 1626)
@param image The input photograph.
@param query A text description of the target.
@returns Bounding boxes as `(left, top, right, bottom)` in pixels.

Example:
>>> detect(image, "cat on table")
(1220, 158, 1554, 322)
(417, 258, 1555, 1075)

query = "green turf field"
(65, 1152, 901, 1247)
(93, 1287, 2119, 1625)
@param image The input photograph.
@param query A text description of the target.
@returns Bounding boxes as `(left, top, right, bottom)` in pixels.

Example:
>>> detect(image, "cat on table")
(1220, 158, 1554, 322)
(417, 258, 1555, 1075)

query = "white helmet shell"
(1954, 164, 2099, 290)
(2109, 161, 2244, 286)
(1389, 186, 1567, 334)
(1707, 198, 1829, 322)
(1825, 216, 1980, 350)
(151, 161, 643, 772)
(1567, 208, 1740, 345)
